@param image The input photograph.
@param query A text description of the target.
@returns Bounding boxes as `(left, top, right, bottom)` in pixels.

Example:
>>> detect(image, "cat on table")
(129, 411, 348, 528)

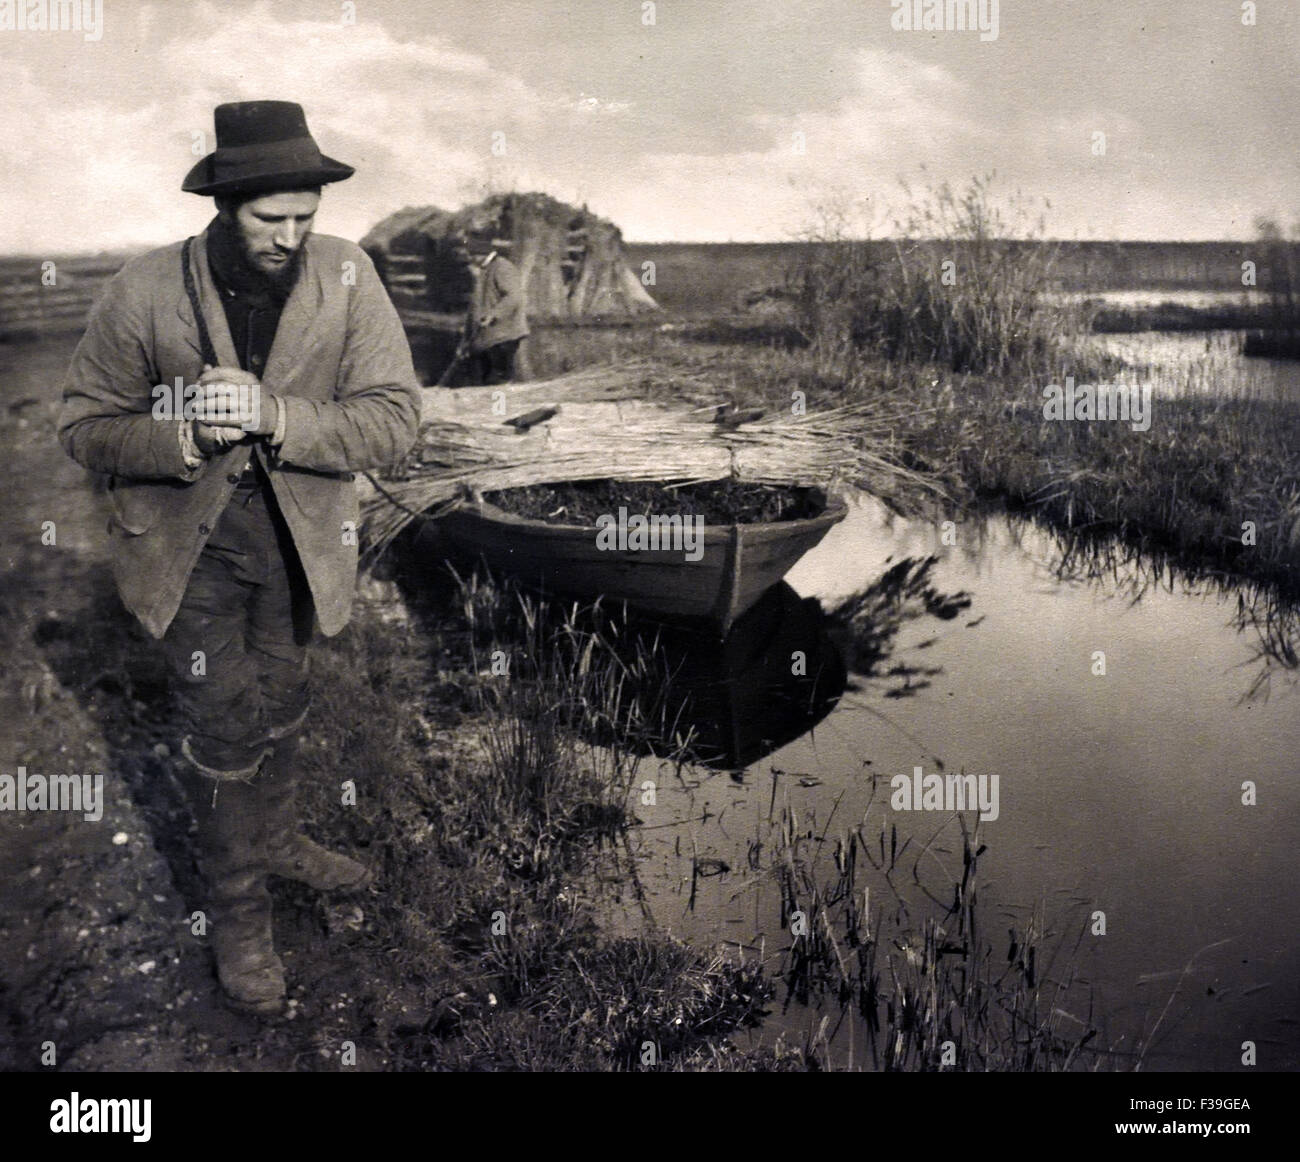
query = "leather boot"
(259, 732, 373, 892)
(188, 774, 286, 1018)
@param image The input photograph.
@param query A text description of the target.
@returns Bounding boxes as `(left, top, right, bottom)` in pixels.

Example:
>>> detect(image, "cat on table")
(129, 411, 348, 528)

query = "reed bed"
(791, 175, 1101, 382)
(771, 802, 1106, 1071)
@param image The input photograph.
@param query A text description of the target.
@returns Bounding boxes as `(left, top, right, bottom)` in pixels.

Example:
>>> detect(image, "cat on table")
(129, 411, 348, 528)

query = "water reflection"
(389, 487, 1300, 1068)
(995, 508, 1300, 700)
(604, 496, 1300, 1070)
(612, 582, 846, 772)
(600, 557, 978, 772)
(822, 556, 972, 699)
(1091, 329, 1300, 401)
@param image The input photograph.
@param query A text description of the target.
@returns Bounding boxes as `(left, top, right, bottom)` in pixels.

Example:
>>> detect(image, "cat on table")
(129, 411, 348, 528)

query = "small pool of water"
(597, 493, 1300, 1071)
(1091, 329, 1300, 401)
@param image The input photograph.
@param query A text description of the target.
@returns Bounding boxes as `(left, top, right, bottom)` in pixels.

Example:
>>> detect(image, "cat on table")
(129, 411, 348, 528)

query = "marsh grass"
(781, 180, 1300, 601)
(317, 179, 1300, 1065)
(503, 179, 1300, 607)
(913, 372, 1300, 596)
(295, 561, 781, 1069)
(454, 572, 1108, 1070)
(791, 175, 1103, 381)
(471, 934, 771, 1070)
(454, 570, 677, 867)
(770, 801, 1106, 1071)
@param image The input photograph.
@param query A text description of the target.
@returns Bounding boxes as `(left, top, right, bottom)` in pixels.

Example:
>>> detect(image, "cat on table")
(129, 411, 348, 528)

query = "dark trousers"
(466, 338, 522, 386)
(162, 474, 314, 779)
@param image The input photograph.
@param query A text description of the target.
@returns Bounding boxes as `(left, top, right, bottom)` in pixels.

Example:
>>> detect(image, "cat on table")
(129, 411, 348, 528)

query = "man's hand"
(191, 420, 244, 456)
(192, 365, 278, 437)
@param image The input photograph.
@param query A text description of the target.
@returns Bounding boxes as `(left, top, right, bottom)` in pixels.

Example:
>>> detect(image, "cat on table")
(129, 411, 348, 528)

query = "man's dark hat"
(182, 101, 354, 197)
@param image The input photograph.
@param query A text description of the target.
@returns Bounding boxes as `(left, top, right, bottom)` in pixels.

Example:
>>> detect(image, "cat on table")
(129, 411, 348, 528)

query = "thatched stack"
(361, 191, 660, 323)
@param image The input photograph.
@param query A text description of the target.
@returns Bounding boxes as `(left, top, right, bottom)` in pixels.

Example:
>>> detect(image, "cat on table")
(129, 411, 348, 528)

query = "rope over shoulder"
(182, 237, 220, 368)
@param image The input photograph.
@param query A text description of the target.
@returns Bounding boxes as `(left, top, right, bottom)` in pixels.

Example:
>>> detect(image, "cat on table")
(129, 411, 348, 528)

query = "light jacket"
(59, 227, 421, 639)
(466, 253, 529, 353)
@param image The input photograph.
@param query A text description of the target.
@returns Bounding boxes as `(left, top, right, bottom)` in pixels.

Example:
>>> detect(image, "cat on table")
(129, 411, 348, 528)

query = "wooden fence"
(7, 241, 1300, 340)
(0, 256, 127, 340)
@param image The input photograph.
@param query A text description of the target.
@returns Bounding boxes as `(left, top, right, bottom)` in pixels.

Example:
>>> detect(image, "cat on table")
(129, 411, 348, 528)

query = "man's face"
(228, 190, 321, 278)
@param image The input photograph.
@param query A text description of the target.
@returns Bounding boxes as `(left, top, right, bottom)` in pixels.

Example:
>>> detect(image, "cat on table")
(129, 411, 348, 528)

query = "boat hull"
(423, 490, 848, 634)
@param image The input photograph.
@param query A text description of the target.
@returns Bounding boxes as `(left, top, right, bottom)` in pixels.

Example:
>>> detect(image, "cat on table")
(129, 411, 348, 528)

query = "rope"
(181, 237, 219, 368)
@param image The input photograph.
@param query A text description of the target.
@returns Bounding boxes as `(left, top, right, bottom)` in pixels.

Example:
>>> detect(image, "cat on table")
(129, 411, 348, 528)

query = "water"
(598, 493, 1300, 1071)
(1050, 290, 1268, 311)
(1089, 329, 1300, 402)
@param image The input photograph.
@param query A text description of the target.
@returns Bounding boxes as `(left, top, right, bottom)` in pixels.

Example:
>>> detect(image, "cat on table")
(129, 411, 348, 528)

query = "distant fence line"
(626, 240, 1300, 295)
(0, 256, 127, 339)
(6, 241, 1300, 341)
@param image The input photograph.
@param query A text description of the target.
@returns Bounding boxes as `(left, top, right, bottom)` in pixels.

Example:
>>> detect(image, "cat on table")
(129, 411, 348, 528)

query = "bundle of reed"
(414, 360, 719, 425)
(361, 381, 943, 557)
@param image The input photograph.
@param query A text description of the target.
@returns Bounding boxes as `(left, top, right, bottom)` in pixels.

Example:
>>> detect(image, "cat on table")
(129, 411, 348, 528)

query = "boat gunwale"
(440, 489, 849, 544)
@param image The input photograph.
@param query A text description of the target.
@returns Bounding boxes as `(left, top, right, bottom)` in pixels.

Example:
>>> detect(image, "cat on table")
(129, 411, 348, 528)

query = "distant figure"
(461, 239, 529, 384)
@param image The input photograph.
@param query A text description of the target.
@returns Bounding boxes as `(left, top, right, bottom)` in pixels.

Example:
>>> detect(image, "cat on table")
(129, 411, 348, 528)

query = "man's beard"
(210, 213, 304, 301)
(243, 238, 305, 296)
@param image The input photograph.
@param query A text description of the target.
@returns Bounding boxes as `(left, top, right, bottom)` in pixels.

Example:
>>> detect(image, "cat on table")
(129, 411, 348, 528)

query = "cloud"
(0, 13, 1021, 251)
(0, 1, 570, 251)
(595, 49, 994, 241)
(2, 1, 1298, 250)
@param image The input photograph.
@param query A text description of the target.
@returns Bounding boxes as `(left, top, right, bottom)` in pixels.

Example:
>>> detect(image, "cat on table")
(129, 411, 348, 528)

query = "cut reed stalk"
(362, 368, 945, 556)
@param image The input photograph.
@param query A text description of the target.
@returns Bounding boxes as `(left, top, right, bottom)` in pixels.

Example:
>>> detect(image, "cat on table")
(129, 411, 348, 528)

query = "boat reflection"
(614, 580, 848, 772)
(611, 557, 972, 772)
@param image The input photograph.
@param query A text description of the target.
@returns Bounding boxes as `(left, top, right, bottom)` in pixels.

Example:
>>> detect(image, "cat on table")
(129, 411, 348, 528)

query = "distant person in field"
(459, 237, 529, 384)
(58, 101, 420, 1018)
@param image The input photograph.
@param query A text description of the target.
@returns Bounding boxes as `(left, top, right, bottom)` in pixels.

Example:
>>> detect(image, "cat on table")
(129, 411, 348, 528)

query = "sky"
(1, 0, 1297, 253)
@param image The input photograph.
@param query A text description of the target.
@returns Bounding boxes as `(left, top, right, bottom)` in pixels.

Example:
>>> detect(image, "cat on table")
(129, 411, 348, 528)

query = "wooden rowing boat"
(415, 487, 848, 635)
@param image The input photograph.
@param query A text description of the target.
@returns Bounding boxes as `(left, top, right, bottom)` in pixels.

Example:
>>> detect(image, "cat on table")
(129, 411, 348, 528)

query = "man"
(59, 101, 421, 1017)
(460, 238, 529, 385)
